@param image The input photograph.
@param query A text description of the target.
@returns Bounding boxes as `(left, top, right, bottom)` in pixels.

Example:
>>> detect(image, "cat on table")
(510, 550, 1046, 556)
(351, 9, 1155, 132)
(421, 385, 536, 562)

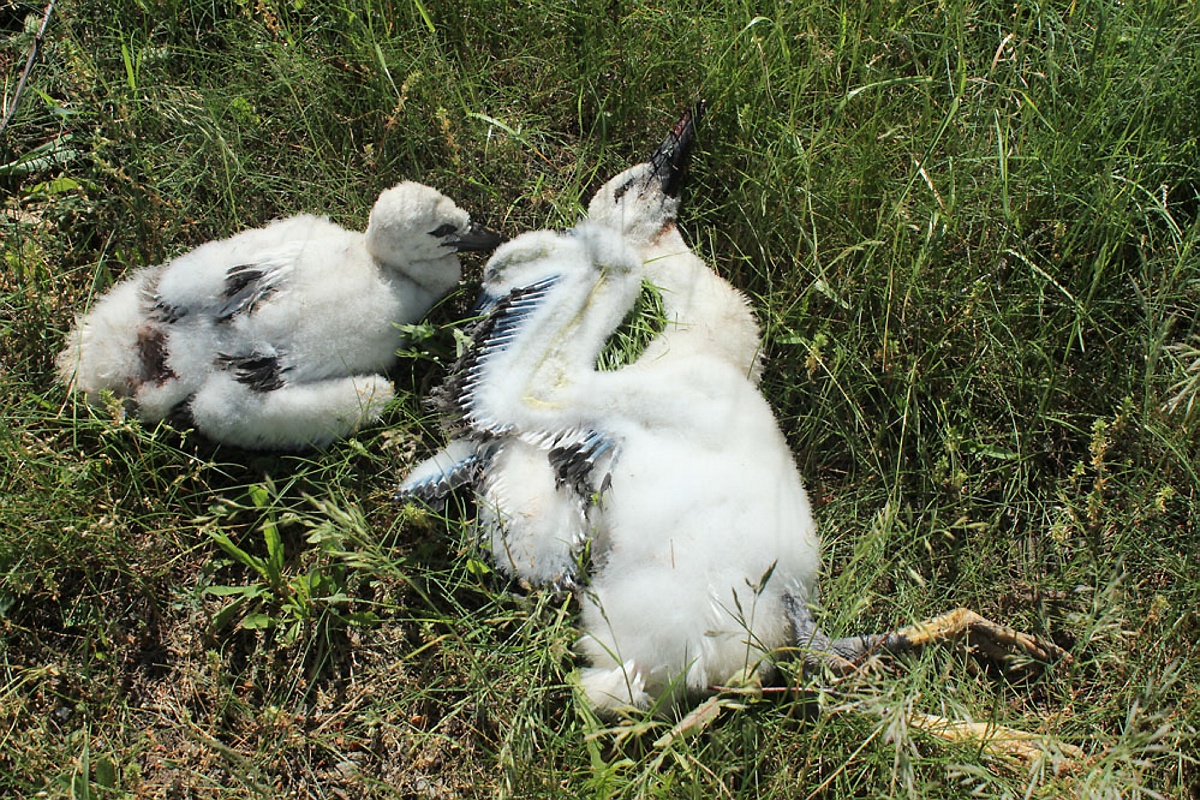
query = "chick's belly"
(607, 446, 754, 539)
(611, 432, 760, 499)
(605, 434, 815, 548)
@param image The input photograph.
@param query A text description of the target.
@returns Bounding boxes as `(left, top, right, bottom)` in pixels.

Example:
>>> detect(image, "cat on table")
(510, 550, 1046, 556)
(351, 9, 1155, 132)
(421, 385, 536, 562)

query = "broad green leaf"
(240, 612, 275, 630)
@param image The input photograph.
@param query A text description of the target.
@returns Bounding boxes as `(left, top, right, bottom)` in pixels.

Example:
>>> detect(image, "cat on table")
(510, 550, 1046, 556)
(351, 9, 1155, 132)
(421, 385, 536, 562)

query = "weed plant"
(2, 0, 1198, 797)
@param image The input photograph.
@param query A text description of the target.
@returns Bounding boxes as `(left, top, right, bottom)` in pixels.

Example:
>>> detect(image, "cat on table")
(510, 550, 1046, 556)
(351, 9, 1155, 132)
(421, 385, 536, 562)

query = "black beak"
(438, 222, 505, 253)
(648, 100, 705, 198)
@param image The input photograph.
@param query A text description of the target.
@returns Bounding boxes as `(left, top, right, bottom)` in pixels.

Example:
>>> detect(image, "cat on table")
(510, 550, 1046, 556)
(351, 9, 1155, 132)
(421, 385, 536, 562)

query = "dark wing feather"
(549, 429, 621, 498)
(434, 275, 559, 436)
(217, 352, 288, 392)
(394, 440, 494, 503)
(145, 256, 293, 324)
(141, 275, 188, 323)
(215, 263, 287, 322)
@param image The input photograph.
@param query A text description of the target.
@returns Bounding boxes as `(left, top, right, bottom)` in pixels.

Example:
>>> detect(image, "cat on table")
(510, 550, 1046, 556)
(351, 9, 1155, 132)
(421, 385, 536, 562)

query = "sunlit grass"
(2, 0, 1199, 796)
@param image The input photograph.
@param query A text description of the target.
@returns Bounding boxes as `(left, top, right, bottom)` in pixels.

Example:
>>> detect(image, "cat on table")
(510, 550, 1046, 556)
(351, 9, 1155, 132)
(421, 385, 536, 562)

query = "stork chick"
(397, 106, 733, 587)
(58, 182, 501, 450)
(397, 110, 1067, 720)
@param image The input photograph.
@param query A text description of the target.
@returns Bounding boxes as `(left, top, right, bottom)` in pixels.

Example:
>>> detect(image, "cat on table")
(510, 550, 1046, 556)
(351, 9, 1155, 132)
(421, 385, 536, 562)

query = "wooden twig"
(0, 0, 57, 139)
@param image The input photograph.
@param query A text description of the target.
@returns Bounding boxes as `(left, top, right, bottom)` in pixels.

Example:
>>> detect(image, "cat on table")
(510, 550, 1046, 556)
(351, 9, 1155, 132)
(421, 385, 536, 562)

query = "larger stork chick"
(401, 108, 1068, 721)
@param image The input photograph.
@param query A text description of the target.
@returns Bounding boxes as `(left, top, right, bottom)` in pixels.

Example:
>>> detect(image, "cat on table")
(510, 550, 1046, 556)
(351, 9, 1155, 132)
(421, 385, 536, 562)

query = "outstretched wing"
(434, 275, 560, 436)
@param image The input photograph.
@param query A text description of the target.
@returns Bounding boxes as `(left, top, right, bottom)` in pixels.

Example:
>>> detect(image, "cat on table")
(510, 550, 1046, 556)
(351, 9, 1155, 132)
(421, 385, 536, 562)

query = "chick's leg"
(786, 599, 1069, 673)
(882, 607, 1068, 664)
(782, 597, 1080, 768)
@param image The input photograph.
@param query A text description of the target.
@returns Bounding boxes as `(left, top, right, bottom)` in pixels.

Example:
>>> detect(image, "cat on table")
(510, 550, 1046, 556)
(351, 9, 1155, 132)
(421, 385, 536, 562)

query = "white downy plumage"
(399, 107, 822, 713)
(57, 182, 501, 450)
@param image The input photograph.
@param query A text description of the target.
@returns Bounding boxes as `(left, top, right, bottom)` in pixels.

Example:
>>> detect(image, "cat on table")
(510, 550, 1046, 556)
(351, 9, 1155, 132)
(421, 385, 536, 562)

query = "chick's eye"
(612, 179, 635, 203)
(429, 223, 459, 238)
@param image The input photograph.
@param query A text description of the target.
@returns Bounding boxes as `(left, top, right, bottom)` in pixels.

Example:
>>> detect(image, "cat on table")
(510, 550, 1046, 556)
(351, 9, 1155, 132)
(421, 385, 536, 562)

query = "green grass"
(3, 0, 1199, 796)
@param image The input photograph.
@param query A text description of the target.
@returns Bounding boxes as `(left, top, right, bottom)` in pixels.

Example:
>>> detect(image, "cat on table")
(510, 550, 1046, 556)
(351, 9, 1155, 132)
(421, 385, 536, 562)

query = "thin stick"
(0, 0, 57, 139)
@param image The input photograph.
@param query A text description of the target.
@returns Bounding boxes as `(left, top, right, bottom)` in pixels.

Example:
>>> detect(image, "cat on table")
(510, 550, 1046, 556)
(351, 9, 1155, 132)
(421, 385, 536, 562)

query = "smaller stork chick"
(58, 182, 501, 450)
(399, 225, 642, 587)
(398, 106, 728, 588)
